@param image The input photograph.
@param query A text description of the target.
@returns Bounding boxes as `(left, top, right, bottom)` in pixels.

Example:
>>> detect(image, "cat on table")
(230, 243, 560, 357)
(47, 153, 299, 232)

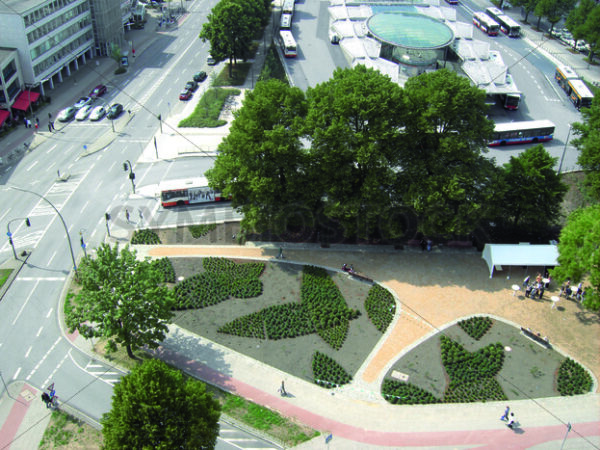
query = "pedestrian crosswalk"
(84, 361, 122, 386)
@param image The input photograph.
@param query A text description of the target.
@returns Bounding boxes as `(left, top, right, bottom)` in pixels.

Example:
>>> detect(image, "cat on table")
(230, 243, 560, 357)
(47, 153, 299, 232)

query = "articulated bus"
(484, 7, 520, 36)
(567, 79, 594, 109)
(279, 30, 297, 57)
(555, 65, 579, 93)
(282, 0, 294, 16)
(473, 12, 500, 36)
(159, 178, 225, 207)
(489, 120, 555, 146)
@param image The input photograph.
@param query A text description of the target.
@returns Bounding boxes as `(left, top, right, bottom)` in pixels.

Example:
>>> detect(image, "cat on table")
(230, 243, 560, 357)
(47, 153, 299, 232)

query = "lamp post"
(9, 186, 77, 274)
(6, 217, 31, 259)
(557, 124, 572, 175)
(123, 160, 136, 194)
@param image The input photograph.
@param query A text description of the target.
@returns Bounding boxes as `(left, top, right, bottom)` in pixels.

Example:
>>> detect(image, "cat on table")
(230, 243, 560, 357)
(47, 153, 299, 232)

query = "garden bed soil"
(154, 222, 242, 245)
(171, 258, 380, 381)
(385, 320, 565, 400)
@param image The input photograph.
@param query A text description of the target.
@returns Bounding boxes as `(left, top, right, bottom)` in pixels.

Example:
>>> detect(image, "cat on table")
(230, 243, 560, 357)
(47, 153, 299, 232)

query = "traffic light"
(157, 114, 161, 121)
(123, 163, 128, 172)
(105, 213, 111, 221)
(25, 218, 31, 226)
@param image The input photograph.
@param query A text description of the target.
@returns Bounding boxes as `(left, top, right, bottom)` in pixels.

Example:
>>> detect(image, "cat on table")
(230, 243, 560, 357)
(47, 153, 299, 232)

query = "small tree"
(571, 98, 600, 202)
(102, 359, 221, 449)
(65, 243, 174, 359)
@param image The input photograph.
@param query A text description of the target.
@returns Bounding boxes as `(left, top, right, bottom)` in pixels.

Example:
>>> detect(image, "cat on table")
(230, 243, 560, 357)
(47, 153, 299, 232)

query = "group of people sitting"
(522, 273, 550, 300)
(560, 279, 585, 302)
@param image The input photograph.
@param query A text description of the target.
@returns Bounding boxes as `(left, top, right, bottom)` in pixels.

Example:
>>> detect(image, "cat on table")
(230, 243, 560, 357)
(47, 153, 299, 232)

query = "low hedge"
(557, 358, 592, 395)
(131, 229, 161, 245)
(312, 351, 352, 388)
(364, 284, 395, 333)
(458, 316, 493, 340)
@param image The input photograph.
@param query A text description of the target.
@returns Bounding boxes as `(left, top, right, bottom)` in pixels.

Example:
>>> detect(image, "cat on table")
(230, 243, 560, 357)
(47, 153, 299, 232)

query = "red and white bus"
(473, 12, 500, 36)
(159, 177, 225, 207)
(279, 30, 297, 57)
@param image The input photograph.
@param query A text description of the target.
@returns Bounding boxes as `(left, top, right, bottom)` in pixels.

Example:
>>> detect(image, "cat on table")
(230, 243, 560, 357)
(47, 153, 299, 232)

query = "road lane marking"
(82, 200, 90, 212)
(42, 352, 70, 390)
(12, 280, 39, 325)
(25, 346, 32, 358)
(26, 161, 39, 172)
(36, 326, 44, 337)
(69, 351, 123, 386)
(47, 250, 57, 265)
(12, 367, 21, 380)
(46, 144, 57, 155)
(46, 308, 53, 318)
(26, 336, 61, 380)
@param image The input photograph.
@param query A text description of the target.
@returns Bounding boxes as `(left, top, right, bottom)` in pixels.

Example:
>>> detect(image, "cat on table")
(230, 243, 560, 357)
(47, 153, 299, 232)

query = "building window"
(2, 60, 17, 81)
(7, 79, 19, 100)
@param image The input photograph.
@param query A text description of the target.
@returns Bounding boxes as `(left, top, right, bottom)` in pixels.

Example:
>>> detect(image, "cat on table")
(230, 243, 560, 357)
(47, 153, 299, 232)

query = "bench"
(447, 240, 473, 248)
(348, 272, 374, 283)
(521, 327, 551, 348)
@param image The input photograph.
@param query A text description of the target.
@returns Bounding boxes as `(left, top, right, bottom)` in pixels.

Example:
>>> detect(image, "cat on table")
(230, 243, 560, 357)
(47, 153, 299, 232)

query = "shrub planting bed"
(557, 358, 593, 395)
(152, 257, 176, 283)
(312, 351, 352, 388)
(458, 316, 492, 340)
(364, 285, 396, 333)
(131, 229, 161, 244)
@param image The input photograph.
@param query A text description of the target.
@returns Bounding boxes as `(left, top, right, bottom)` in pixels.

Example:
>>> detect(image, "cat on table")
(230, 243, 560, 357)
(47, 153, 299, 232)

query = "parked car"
(185, 81, 198, 92)
(57, 107, 77, 122)
(73, 96, 93, 109)
(75, 105, 93, 120)
(193, 71, 207, 82)
(106, 103, 123, 119)
(89, 105, 106, 121)
(207, 54, 216, 65)
(179, 88, 192, 100)
(89, 84, 107, 99)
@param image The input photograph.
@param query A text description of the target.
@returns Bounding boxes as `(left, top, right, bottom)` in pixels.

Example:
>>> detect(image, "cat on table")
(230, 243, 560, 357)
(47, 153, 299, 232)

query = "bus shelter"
(482, 243, 559, 278)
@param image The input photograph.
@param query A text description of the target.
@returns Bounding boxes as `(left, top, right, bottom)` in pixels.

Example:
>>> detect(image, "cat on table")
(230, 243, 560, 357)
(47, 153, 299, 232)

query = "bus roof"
(280, 13, 292, 28)
(159, 177, 209, 191)
(474, 11, 499, 26)
(557, 65, 579, 80)
(493, 120, 555, 132)
(498, 14, 519, 28)
(485, 6, 503, 17)
(568, 79, 594, 98)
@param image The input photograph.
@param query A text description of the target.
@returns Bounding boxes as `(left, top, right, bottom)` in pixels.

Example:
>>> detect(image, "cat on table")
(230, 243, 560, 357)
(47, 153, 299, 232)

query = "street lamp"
(6, 217, 31, 259)
(8, 186, 78, 274)
(557, 124, 572, 175)
(123, 160, 136, 194)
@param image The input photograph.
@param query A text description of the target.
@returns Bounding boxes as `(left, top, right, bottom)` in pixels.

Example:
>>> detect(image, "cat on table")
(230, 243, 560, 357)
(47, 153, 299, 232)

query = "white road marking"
(36, 326, 44, 337)
(47, 250, 57, 265)
(26, 337, 61, 380)
(42, 352, 70, 389)
(108, 161, 116, 172)
(12, 280, 39, 325)
(26, 161, 39, 172)
(0, 209, 9, 223)
(25, 346, 32, 358)
(46, 308, 53, 318)
(12, 367, 21, 380)
(82, 200, 90, 212)
(69, 351, 122, 386)
(46, 144, 57, 154)
(16, 277, 66, 281)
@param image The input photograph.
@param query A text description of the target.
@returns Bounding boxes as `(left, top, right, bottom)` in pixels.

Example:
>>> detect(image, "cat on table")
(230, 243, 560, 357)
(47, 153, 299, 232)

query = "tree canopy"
(496, 145, 568, 229)
(102, 359, 221, 449)
(551, 205, 600, 310)
(65, 243, 174, 359)
(572, 98, 600, 202)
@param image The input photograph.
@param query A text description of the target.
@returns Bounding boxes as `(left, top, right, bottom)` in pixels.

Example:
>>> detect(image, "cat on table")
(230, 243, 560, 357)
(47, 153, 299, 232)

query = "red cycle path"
(0, 384, 35, 450)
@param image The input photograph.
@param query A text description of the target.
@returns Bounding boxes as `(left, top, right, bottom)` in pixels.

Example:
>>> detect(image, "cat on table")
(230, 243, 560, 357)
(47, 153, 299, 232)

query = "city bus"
(473, 12, 500, 36)
(280, 13, 292, 30)
(567, 79, 594, 109)
(489, 120, 555, 146)
(159, 178, 225, 207)
(554, 65, 579, 94)
(496, 14, 521, 37)
(279, 30, 297, 57)
(282, 0, 294, 16)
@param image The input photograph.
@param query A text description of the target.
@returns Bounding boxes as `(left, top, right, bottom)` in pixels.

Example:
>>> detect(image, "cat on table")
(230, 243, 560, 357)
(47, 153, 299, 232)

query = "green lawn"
(178, 88, 241, 128)
(0, 269, 13, 289)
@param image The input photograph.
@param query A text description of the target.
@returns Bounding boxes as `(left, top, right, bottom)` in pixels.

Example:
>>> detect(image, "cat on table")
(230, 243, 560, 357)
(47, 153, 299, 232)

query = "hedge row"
(131, 229, 161, 245)
(364, 284, 396, 333)
(458, 316, 493, 340)
(444, 377, 507, 403)
(381, 379, 440, 405)
(557, 358, 593, 396)
(441, 336, 504, 384)
(151, 257, 176, 283)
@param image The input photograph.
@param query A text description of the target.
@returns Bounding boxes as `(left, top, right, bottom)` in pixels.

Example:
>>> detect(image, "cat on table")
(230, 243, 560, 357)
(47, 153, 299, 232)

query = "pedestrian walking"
(35, 117, 39, 126)
(48, 112, 52, 120)
(500, 405, 510, 421)
(41, 392, 51, 408)
(48, 123, 53, 132)
(125, 209, 130, 223)
(420, 238, 427, 251)
(507, 412, 516, 429)
(50, 120, 55, 130)
(278, 380, 287, 396)
(277, 247, 284, 259)
(34, 122, 38, 131)
(138, 208, 143, 222)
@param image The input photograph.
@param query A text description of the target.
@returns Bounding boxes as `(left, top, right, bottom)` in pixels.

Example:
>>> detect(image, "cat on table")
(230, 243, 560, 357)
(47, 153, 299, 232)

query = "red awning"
(0, 110, 10, 126)
(11, 90, 41, 111)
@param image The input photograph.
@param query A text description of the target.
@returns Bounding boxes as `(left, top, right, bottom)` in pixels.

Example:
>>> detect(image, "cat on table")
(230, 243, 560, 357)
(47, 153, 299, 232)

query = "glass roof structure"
(367, 12, 454, 50)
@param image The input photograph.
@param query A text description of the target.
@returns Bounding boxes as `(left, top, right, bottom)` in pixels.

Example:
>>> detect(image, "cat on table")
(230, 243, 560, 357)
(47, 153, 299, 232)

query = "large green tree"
(565, 0, 596, 50)
(304, 65, 405, 239)
(495, 145, 568, 229)
(512, 0, 539, 23)
(551, 205, 600, 310)
(206, 79, 314, 233)
(535, 0, 577, 32)
(571, 98, 600, 202)
(102, 359, 221, 449)
(65, 243, 174, 359)
(199, 0, 261, 75)
(581, 6, 600, 63)
(397, 69, 496, 236)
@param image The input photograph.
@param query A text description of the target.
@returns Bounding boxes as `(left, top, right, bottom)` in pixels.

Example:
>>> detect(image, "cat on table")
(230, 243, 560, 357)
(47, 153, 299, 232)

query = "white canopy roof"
(482, 243, 559, 278)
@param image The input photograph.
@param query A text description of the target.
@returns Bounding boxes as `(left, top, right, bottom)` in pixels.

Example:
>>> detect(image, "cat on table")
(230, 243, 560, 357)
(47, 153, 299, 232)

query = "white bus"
(489, 120, 555, 146)
(282, 0, 294, 16)
(473, 12, 500, 36)
(279, 30, 297, 57)
(486, 8, 521, 37)
(159, 177, 226, 207)
(280, 13, 292, 30)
